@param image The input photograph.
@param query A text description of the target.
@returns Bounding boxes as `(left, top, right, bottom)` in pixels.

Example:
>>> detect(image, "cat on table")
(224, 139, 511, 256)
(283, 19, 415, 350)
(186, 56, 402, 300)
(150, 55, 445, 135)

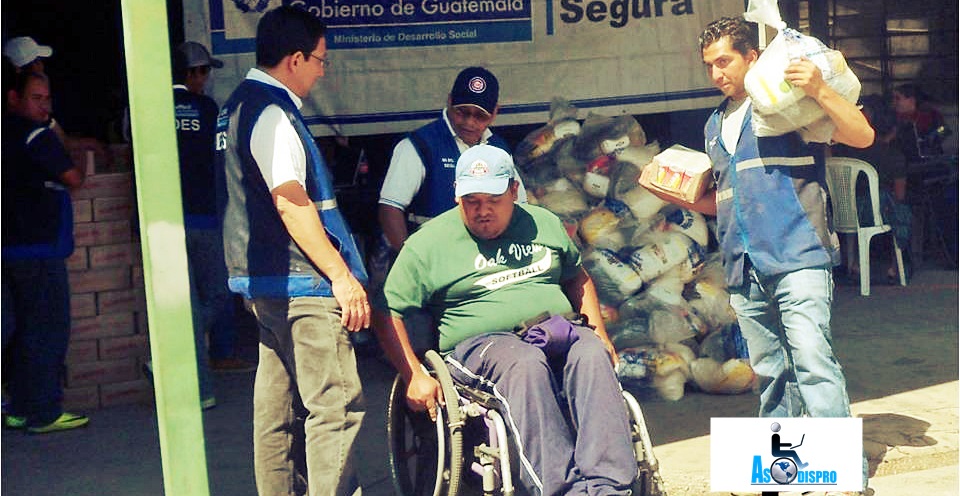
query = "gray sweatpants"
(445, 330, 635, 496)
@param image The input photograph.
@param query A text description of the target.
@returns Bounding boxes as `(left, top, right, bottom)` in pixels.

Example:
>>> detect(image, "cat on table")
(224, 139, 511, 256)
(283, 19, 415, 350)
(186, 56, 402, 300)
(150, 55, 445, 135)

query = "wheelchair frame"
(387, 350, 666, 496)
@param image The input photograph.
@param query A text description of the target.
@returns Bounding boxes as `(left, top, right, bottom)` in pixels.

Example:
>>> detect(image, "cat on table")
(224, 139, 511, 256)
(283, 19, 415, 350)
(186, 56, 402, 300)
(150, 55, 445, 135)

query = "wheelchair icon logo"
(769, 422, 809, 485)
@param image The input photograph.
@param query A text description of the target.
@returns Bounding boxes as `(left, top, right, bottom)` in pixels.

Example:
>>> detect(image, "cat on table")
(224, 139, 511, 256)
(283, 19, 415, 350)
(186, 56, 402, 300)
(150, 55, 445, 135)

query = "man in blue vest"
(173, 41, 255, 377)
(377, 66, 526, 253)
(171, 41, 229, 410)
(215, 6, 369, 495)
(374, 68, 526, 351)
(673, 17, 873, 494)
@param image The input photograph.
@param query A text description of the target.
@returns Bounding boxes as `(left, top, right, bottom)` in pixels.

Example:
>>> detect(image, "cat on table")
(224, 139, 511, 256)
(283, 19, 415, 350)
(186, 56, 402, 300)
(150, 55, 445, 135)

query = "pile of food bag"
(515, 98, 756, 401)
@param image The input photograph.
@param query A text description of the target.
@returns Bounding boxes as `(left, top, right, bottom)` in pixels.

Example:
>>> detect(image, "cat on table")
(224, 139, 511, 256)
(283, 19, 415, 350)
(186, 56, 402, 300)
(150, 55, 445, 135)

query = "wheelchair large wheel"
(623, 390, 667, 496)
(388, 350, 464, 496)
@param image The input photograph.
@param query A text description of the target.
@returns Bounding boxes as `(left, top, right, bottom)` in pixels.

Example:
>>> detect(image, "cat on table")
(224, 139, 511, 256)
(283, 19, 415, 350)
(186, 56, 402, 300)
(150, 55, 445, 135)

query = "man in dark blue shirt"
(2, 70, 88, 433)
(171, 41, 254, 410)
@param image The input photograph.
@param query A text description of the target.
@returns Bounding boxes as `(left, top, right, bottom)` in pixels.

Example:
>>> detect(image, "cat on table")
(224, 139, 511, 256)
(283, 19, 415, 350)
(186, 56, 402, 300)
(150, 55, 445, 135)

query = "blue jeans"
(1, 258, 71, 426)
(729, 266, 850, 418)
(446, 330, 635, 496)
(246, 296, 364, 496)
(185, 227, 231, 399)
(730, 265, 868, 487)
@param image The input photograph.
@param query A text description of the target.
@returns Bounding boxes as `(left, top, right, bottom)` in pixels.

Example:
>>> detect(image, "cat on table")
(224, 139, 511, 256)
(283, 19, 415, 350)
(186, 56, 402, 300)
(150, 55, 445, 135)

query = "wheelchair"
(387, 350, 666, 496)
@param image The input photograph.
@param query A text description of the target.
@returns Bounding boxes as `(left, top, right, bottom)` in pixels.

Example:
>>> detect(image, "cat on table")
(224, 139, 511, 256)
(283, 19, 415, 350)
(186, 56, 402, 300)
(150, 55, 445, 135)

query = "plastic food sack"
(638, 145, 714, 205)
(617, 182, 670, 222)
(663, 207, 710, 247)
(617, 347, 653, 384)
(609, 316, 654, 350)
(626, 231, 702, 283)
(539, 188, 590, 218)
(579, 206, 629, 251)
(690, 357, 756, 394)
(582, 154, 618, 198)
(573, 113, 645, 161)
(515, 97, 581, 168)
(617, 141, 661, 170)
(648, 305, 704, 345)
(742, 0, 861, 138)
(583, 248, 644, 303)
(653, 369, 687, 401)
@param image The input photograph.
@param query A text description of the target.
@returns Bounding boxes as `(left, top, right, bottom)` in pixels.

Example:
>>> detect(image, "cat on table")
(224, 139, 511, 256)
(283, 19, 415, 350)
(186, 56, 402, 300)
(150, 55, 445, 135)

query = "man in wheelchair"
(372, 145, 637, 496)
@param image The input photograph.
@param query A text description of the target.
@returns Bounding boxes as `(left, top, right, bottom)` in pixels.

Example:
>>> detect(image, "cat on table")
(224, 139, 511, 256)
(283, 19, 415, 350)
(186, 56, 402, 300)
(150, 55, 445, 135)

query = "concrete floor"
(2, 265, 957, 496)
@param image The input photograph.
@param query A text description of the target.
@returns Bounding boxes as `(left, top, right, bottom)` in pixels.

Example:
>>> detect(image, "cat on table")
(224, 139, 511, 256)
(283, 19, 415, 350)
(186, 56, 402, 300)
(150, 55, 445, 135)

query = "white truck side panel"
(184, 0, 744, 136)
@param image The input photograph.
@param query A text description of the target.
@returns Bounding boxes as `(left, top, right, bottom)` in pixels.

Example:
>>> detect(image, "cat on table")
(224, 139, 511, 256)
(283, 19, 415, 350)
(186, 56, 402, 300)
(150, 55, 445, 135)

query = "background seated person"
(892, 83, 949, 164)
(372, 145, 636, 496)
(892, 84, 958, 265)
(833, 94, 912, 282)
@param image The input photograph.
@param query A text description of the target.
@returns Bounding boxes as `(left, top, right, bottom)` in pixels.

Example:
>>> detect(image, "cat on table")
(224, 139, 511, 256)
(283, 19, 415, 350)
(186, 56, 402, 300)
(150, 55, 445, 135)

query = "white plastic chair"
(825, 157, 907, 296)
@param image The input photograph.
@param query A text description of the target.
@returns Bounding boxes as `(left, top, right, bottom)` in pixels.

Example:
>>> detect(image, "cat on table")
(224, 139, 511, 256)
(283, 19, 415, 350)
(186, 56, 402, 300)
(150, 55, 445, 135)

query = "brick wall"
(63, 146, 153, 410)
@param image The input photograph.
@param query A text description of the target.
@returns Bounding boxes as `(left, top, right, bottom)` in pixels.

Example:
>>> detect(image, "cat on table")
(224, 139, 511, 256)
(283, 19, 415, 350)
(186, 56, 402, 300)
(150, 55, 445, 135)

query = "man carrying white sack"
(649, 16, 874, 495)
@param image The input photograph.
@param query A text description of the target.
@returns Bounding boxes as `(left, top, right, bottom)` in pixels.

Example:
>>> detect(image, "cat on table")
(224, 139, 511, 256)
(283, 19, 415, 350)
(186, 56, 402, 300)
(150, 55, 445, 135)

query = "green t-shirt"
(383, 203, 582, 353)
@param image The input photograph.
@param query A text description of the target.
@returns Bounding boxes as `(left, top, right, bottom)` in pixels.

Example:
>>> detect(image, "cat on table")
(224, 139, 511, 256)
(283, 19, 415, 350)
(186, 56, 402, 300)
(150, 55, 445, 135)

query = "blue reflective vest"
(216, 79, 367, 298)
(406, 115, 510, 219)
(705, 100, 839, 288)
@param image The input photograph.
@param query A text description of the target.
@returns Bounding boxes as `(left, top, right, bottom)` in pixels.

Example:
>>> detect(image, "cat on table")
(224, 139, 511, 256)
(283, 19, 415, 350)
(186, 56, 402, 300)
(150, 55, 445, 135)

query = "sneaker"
(26, 412, 89, 434)
(3, 415, 26, 429)
(201, 397, 217, 410)
(210, 357, 256, 373)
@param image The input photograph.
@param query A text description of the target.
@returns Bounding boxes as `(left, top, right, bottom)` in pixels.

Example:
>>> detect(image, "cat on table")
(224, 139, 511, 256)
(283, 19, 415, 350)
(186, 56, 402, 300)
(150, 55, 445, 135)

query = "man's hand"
(406, 370, 445, 422)
(784, 56, 874, 148)
(330, 275, 370, 332)
(784, 57, 827, 99)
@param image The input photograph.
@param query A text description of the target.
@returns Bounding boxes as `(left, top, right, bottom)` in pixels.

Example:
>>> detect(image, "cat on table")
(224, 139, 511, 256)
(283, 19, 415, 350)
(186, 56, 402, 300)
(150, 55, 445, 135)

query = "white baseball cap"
(3, 36, 53, 68)
(454, 145, 516, 198)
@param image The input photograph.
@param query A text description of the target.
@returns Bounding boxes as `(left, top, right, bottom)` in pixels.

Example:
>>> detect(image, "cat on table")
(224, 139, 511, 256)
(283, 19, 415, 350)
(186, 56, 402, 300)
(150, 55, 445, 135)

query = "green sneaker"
(3, 415, 26, 429)
(26, 412, 89, 434)
(201, 397, 217, 410)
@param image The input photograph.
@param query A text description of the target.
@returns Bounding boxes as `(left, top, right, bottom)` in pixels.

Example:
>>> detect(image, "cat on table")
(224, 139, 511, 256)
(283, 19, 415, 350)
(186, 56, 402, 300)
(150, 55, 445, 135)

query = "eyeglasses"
(307, 52, 331, 68)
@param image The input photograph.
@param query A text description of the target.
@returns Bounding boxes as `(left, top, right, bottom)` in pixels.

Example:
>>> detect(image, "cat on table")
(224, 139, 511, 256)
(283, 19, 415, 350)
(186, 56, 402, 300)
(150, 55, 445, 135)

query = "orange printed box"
(66, 358, 138, 388)
(639, 144, 714, 205)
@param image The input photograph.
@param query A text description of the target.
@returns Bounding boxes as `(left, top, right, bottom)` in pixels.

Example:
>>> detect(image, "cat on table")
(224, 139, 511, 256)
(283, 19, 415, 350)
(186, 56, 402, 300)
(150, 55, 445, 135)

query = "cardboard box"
(639, 145, 714, 204)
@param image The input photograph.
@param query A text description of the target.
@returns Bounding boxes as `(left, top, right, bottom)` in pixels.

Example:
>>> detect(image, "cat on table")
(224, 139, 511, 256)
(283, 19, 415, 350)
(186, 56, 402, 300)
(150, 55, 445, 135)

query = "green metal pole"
(119, 1, 210, 494)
